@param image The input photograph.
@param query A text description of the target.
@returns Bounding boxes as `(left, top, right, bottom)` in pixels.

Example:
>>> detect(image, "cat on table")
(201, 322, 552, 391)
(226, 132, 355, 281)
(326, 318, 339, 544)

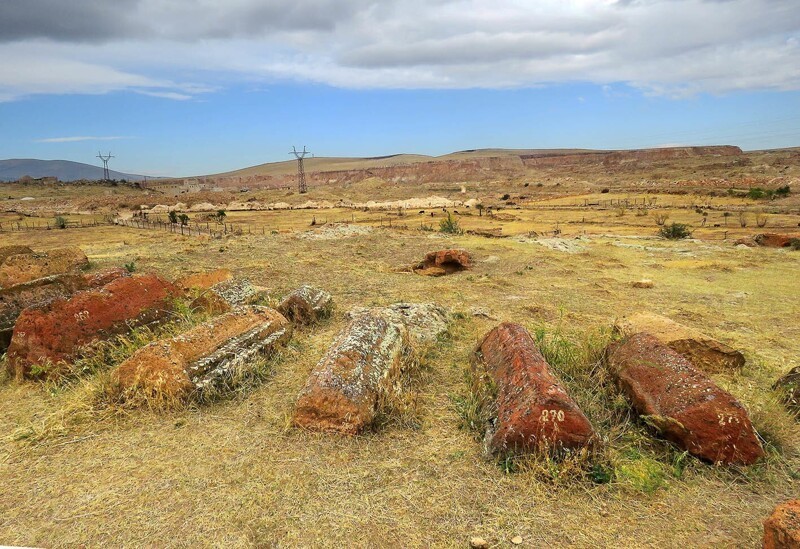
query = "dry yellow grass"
(1, 177, 799, 547)
(0, 212, 800, 547)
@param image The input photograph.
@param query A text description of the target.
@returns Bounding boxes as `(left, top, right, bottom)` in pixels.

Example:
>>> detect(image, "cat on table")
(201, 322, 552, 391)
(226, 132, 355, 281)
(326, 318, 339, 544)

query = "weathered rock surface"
(82, 267, 130, 288)
(414, 249, 472, 276)
(606, 333, 764, 465)
(774, 366, 800, 416)
(6, 274, 179, 379)
(0, 269, 129, 351)
(473, 322, 595, 454)
(176, 268, 232, 291)
(0, 247, 88, 288)
(190, 278, 256, 314)
(294, 312, 409, 434)
(110, 306, 291, 402)
(278, 285, 333, 325)
(615, 312, 745, 373)
(0, 245, 33, 265)
(346, 302, 449, 343)
(754, 233, 800, 248)
(734, 236, 757, 248)
(763, 500, 800, 549)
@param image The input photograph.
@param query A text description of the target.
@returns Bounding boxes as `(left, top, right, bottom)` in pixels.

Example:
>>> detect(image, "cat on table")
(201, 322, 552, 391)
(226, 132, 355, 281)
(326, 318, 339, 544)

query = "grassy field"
(1, 199, 799, 546)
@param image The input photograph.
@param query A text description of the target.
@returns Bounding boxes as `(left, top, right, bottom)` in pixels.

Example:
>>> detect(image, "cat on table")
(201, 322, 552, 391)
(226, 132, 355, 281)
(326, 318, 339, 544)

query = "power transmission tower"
(289, 146, 310, 194)
(96, 151, 114, 181)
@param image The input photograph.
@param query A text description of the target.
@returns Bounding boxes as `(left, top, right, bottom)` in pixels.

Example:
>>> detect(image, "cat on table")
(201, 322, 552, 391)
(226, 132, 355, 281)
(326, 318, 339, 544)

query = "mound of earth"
(297, 223, 373, 240)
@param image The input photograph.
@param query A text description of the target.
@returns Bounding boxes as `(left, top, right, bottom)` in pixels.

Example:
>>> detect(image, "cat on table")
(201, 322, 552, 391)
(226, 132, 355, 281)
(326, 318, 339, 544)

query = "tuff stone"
(0, 245, 33, 265)
(763, 500, 800, 549)
(615, 312, 745, 373)
(278, 285, 334, 325)
(473, 322, 595, 454)
(0, 269, 129, 352)
(346, 302, 450, 344)
(190, 278, 257, 314)
(6, 274, 179, 380)
(773, 366, 800, 417)
(606, 333, 764, 465)
(109, 306, 291, 403)
(0, 247, 88, 288)
(754, 233, 800, 248)
(294, 312, 409, 434)
(176, 268, 232, 291)
(414, 249, 472, 276)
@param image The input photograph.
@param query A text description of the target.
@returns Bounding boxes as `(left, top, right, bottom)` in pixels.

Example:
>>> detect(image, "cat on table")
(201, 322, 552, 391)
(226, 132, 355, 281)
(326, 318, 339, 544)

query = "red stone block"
(606, 332, 764, 465)
(474, 322, 595, 454)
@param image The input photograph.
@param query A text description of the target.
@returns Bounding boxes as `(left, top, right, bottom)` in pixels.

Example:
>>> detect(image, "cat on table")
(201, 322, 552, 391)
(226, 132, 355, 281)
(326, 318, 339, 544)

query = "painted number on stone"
(540, 409, 565, 422)
(718, 413, 740, 426)
(74, 310, 90, 322)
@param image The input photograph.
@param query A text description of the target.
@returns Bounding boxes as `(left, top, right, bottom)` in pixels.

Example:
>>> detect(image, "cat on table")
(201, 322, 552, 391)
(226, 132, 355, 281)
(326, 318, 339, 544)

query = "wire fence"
(114, 217, 269, 238)
(0, 217, 111, 232)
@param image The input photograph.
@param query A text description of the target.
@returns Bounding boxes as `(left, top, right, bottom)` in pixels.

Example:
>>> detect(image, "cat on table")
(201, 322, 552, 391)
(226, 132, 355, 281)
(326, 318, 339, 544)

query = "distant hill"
(206, 146, 742, 180)
(0, 159, 149, 182)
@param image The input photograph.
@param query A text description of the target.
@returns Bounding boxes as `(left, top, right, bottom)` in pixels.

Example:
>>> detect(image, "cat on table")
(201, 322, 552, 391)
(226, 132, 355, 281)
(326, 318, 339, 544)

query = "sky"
(0, 0, 799, 177)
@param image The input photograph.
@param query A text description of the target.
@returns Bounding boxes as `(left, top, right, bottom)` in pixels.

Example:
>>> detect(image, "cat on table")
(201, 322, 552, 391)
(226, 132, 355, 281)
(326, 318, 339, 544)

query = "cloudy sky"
(1, 0, 799, 176)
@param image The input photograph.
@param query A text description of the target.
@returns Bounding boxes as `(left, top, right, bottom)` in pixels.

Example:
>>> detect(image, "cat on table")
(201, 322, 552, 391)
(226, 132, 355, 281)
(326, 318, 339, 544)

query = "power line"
(289, 146, 311, 194)
(96, 151, 114, 181)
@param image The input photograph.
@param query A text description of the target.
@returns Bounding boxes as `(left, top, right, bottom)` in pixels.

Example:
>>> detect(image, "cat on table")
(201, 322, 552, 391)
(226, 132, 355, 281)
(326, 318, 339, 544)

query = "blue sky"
(1, 0, 799, 177)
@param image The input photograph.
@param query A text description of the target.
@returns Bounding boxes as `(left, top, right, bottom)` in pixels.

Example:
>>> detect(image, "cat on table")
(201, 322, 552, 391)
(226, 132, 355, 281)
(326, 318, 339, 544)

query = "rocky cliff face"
(522, 146, 742, 167)
(186, 146, 743, 189)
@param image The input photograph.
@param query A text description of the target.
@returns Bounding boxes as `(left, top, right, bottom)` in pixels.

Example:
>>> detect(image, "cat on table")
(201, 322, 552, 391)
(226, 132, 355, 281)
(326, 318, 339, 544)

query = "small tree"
(216, 209, 227, 223)
(439, 212, 463, 234)
(178, 214, 190, 226)
(54, 216, 67, 229)
(659, 222, 692, 240)
(738, 211, 748, 228)
(756, 211, 768, 228)
(654, 213, 668, 226)
(168, 210, 178, 224)
(722, 212, 731, 226)
(476, 204, 484, 217)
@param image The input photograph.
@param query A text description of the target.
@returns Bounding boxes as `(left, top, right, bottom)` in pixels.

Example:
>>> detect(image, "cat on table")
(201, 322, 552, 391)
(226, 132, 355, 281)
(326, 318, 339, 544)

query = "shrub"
(54, 216, 67, 229)
(747, 188, 766, 200)
(168, 211, 178, 224)
(501, 193, 511, 200)
(756, 212, 768, 228)
(124, 261, 136, 273)
(790, 238, 800, 251)
(178, 214, 190, 226)
(776, 185, 791, 197)
(659, 222, 692, 239)
(653, 213, 668, 226)
(439, 213, 463, 235)
(738, 211, 748, 228)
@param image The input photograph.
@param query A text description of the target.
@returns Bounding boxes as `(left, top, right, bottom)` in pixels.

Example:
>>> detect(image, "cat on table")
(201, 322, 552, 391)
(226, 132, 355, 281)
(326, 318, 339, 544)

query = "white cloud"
(0, 0, 798, 100)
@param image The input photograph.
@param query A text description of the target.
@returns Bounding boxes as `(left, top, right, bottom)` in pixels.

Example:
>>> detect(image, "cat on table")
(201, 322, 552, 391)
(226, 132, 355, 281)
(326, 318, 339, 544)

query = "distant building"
(144, 178, 211, 195)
